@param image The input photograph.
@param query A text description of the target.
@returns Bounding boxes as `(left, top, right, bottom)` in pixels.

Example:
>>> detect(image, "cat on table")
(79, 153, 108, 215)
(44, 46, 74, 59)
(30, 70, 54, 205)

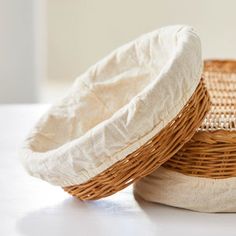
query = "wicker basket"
(164, 60, 236, 178)
(21, 26, 210, 201)
(64, 78, 210, 200)
(134, 60, 236, 212)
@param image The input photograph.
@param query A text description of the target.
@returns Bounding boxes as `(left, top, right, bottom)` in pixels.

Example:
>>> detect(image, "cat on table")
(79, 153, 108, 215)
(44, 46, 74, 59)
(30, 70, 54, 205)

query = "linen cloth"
(20, 25, 202, 186)
(134, 167, 236, 212)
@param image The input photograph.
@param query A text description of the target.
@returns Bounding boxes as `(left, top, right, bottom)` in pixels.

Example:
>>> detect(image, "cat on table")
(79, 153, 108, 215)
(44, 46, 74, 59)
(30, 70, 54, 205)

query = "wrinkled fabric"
(20, 25, 202, 187)
(134, 167, 236, 212)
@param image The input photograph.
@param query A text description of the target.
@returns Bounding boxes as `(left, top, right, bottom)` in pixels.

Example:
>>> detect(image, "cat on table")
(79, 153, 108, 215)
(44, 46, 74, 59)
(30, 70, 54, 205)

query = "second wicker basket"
(134, 60, 236, 212)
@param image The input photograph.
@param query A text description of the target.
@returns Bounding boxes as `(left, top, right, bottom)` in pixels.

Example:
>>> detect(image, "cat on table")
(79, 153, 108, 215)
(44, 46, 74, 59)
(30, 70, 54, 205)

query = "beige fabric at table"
(134, 167, 236, 212)
(20, 25, 202, 187)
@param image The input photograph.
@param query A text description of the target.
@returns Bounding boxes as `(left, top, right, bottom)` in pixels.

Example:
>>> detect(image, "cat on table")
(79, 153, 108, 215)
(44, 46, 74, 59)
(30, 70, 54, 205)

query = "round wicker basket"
(64, 78, 210, 200)
(163, 60, 236, 179)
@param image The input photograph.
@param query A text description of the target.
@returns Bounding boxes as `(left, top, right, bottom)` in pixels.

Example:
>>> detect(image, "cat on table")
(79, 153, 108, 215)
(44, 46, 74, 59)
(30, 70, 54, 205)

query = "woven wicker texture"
(63, 78, 210, 200)
(164, 60, 236, 179)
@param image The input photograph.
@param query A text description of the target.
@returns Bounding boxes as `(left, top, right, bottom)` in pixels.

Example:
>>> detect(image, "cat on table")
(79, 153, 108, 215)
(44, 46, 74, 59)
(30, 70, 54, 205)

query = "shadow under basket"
(63, 78, 210, 200)
(164, 60, 236, 178)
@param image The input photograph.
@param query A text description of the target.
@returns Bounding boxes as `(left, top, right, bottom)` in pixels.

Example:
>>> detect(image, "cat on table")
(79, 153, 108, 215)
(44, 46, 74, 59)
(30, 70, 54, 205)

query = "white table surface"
(1, 105, 236, 236)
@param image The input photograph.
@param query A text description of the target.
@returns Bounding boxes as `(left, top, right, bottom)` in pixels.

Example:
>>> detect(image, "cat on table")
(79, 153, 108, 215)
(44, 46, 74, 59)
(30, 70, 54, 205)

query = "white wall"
(47, 0, 236, 82)
(0, 0, 46, 103)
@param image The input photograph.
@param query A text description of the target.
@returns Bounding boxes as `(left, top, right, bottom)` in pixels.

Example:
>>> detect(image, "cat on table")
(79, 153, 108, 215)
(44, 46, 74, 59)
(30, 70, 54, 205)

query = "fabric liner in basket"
(134, 60, 236, 212)
(20, 25, 210, 200)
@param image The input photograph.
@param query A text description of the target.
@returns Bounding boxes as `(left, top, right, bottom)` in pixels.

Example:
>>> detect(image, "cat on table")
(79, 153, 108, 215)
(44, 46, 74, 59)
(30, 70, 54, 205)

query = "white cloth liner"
(20, 25, 202, 187)
(134, 167, 236, 212)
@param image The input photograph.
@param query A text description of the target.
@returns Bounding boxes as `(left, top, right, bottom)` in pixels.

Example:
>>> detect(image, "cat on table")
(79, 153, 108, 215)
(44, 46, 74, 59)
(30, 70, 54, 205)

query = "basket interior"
(201, 60, 236, 131)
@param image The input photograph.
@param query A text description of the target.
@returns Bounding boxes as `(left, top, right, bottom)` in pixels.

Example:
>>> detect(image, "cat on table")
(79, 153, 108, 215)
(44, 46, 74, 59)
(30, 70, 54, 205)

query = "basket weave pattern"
(164, 60, 236, 179)
(64, 78, 210, 200)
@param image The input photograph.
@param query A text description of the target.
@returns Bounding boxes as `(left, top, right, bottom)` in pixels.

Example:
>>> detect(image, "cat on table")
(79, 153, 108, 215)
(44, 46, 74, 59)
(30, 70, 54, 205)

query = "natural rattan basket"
(64, 78, 210, 200)
(163, 60, 236, 178)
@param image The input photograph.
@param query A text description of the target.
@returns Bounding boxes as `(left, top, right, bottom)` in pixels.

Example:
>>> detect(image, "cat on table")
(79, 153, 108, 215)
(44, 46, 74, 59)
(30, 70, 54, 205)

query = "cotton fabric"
(20, 25, 202, 186)
(134, 167, 236, 212)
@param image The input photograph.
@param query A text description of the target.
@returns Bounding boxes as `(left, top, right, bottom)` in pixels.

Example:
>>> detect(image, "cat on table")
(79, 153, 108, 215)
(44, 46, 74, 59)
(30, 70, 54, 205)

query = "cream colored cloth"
(134, 167, 236, 212)
(20, 25, 202, 187)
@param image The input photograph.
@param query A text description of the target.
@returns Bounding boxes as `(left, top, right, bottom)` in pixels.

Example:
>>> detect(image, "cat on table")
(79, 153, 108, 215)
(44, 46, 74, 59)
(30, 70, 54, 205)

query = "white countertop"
(1, 105, 236, 236)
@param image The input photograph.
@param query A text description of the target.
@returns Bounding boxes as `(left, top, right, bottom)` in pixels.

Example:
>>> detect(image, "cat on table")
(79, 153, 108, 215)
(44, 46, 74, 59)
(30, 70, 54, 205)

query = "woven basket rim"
(204, 59, 236, 73)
